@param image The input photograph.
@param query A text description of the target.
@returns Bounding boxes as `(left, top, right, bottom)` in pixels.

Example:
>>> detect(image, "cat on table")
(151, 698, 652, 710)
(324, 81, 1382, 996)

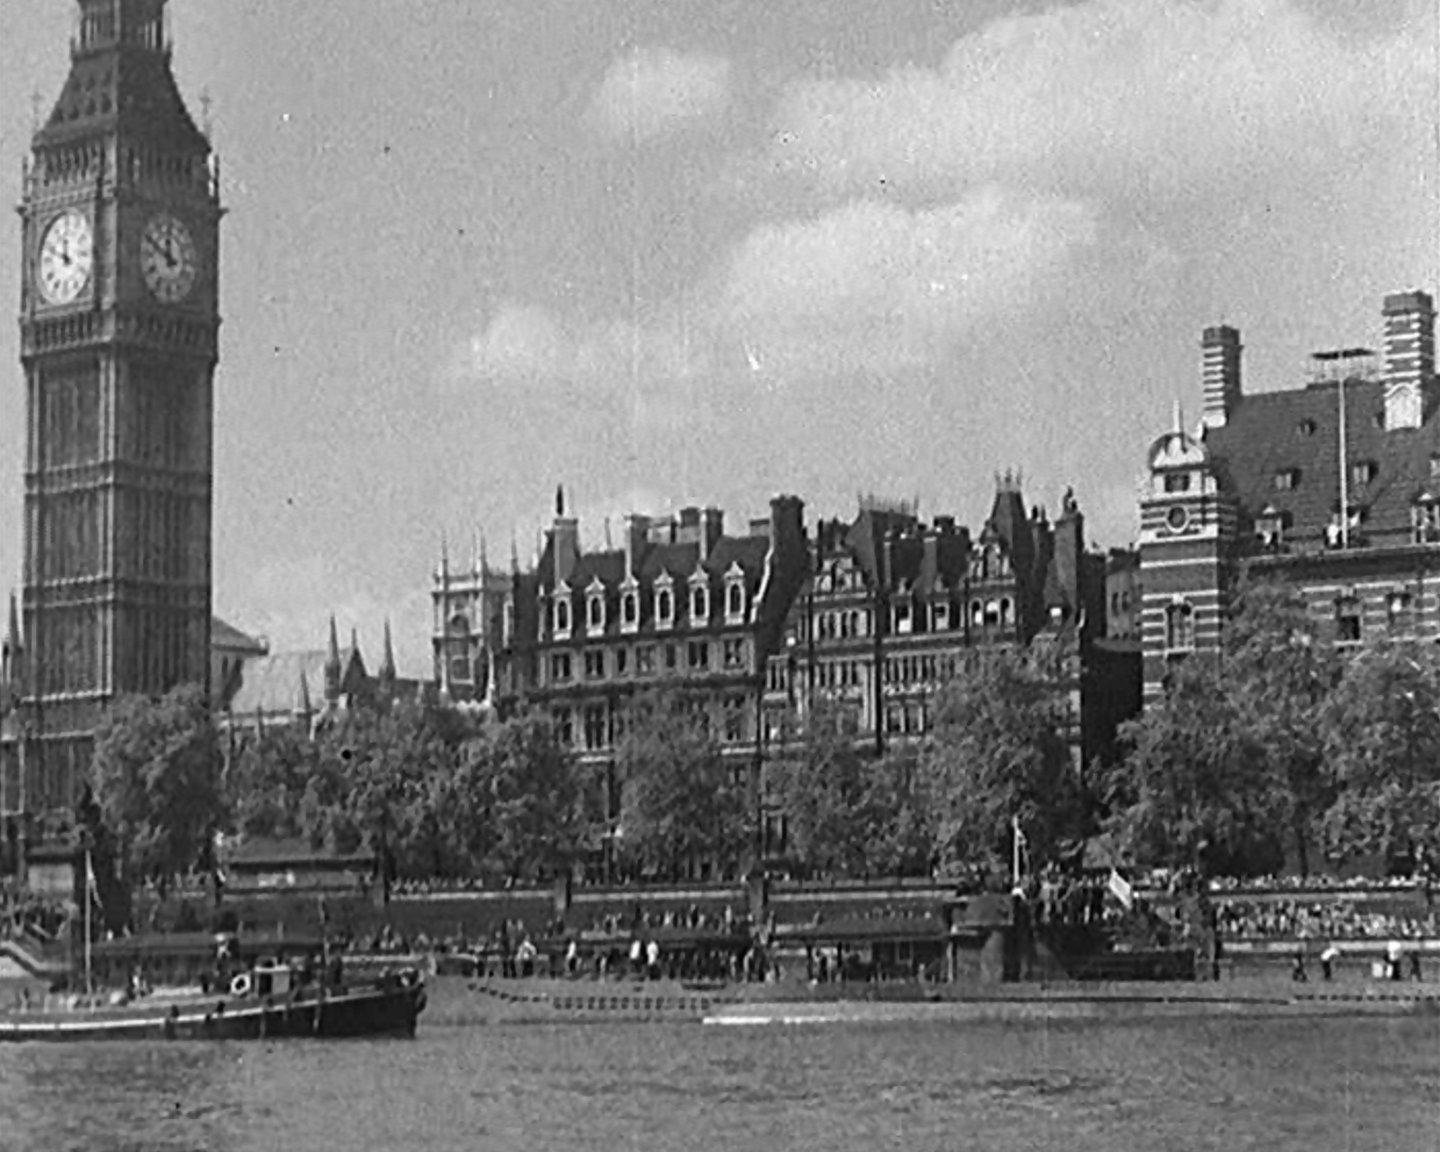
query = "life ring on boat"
(229, 973, 252, 998)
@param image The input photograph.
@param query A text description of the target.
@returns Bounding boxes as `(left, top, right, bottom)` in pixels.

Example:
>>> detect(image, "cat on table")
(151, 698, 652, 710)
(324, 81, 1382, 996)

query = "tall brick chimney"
(552, 485, 578, 587)
(1383, 290, 1435, 431)
(1201, 325, 1242, 429)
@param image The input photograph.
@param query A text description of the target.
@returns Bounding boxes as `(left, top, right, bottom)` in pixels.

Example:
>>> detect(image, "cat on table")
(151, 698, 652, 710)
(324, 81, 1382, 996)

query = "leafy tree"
(1105, 655, 1285, 876)
(89, 685, 224, 898)
(224, 724, 319, 842)
(768, 703, 873, 877)
(1222, 579, 1339, 874)
(917, 649, 1085, 876)
(859, 744, 934, 878)
(615, 693, 750, 881)
(315, 703, 456, 885)
(1317, 642, 1440, 866)
(448, 713, 588, 883)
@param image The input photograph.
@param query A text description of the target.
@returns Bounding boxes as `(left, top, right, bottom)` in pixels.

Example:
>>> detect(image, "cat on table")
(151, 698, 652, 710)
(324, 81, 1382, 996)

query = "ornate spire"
(378, 619, 397, 688)
(293, 669, 313, 718)
(324, 615, 342, 702)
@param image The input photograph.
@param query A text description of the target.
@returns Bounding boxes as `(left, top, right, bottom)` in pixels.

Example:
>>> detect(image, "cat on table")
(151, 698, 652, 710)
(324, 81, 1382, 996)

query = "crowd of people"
(1215, 898, 1438, 942)
(0, 881, 68, 944)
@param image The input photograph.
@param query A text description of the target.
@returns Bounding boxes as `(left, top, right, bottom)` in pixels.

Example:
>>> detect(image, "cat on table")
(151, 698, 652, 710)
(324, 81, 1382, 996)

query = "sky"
(0, 0, 1436, 677)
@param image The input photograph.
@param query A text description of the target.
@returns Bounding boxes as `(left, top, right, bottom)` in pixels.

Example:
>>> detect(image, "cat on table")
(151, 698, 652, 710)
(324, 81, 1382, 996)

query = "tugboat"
(0, 930, 426, 1042)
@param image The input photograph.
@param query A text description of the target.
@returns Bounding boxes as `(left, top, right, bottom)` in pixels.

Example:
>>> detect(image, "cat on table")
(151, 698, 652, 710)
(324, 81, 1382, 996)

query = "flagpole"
(1011, 817, 1021, 890)
(83, 845, 92, 996)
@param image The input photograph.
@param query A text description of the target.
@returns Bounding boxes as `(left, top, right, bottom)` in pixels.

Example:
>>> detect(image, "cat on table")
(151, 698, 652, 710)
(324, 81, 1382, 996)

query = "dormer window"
(553, 595, 571, 638)
(1297, 418, 1317, 437)
(1351, 460, 1378, 486)
(893, 599, 913, 634)
(586, 591, 605, 634)
(1256, 508, 1286, 551)
(621, 589, 639, 631)
(999, 597, 1013, 628)
(725, 579, 745, 622)
(1413, 501, 1440, 544)
(690, 582, 709, 625)
(931, 602, 950, 631)
(655, 580, 674, 630)
(1163, 472, 1191, 493)
(1273, 468, 1300, 491)
(970, 599, 983, 628)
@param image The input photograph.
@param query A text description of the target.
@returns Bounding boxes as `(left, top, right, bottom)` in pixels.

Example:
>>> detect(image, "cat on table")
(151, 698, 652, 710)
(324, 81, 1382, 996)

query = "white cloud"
(588, 48, 732, 144)
(711, 188, 1099, 378)
(758, 0, 1431, 204)
(456, 302, 709, 392)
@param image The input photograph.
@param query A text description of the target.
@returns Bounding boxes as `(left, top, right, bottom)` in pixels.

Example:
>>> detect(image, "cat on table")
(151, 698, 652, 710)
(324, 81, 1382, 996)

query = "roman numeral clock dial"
(37, 210, 94, 305)
(141, 213, 199, 304)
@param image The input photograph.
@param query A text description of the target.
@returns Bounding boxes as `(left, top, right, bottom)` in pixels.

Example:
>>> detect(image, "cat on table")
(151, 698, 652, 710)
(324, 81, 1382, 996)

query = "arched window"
(587, 593, 605, 631)
(726, 582, 744, 619)
(999, 598, 1012, 628)
(622, 591, 638, 627)
(554, 598, 570, 635)
(1164, 602, 1194, 650)
(656, 588, 673, 628)
(691, 585, 709, 623)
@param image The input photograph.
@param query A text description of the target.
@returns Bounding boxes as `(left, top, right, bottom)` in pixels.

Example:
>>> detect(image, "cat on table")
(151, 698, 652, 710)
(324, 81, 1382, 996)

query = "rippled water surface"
(1, 1013, 1437, 1151)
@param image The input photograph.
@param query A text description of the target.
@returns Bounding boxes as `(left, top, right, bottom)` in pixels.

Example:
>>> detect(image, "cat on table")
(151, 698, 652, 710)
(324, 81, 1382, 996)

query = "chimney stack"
(1201, 325, 1242, 429)
(700, 508, 724, 563)
(624, 514, 649, 577)
(1383, 290, 1435, 431)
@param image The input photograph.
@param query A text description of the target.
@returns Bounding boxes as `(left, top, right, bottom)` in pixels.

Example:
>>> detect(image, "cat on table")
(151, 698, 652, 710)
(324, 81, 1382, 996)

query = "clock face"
(140, 213, 199, 304)
(37, 211, 94, 305)
(1165, 505, 1190, 532)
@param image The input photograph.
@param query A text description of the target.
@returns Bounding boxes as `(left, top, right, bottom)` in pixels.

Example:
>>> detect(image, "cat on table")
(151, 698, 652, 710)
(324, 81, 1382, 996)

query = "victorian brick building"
(1139, 290, 1439, 698)
(765, 480, 1139, 777)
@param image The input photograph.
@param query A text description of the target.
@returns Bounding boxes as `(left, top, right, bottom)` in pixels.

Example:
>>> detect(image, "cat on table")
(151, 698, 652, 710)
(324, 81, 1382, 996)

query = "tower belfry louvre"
(2, 0, 221, 828)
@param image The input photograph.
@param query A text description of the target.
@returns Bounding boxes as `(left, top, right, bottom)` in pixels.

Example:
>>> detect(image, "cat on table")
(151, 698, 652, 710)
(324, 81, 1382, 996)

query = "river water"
(1, 1013, 1436, 1152)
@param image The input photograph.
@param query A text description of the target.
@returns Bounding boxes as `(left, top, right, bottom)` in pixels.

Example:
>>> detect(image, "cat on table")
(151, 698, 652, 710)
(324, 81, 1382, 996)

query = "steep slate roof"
(211, 617, 266, 655)
(1205, 380, 1440, 544)
(227, 650, 329, 716)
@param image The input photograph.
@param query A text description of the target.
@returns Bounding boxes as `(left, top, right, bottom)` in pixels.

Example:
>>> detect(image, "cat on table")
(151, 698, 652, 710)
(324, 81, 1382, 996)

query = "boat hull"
(0, 981, 426, 1042)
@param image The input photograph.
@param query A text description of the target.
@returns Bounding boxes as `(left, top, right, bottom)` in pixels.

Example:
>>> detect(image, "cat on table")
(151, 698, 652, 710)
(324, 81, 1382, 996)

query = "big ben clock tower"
(10, 0, 220, 826)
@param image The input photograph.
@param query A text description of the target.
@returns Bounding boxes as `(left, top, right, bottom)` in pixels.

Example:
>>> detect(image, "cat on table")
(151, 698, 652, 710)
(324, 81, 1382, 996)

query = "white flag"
(1107, 867, 1134, 910)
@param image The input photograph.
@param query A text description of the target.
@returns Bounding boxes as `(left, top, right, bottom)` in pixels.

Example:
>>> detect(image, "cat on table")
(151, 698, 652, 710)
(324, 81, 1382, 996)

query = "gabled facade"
(1139, 290, 1440, 699)
(769, 481, 1135, 778)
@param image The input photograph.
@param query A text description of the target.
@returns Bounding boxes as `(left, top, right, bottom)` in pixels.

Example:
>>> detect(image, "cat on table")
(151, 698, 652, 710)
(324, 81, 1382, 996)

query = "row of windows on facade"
(804, 596, 1019, 642)
(766, 653, 969, 694)
(552, 696, 752, 752)
(546, 579, 750, 639)
(1162, 590, 1427, 652)
(547, 637, 751, 684)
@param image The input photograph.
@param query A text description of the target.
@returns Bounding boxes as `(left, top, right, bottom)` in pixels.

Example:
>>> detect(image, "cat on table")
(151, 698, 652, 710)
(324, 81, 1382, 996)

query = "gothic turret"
(324, 616, 342, 704)
(377, 619, 397, 697)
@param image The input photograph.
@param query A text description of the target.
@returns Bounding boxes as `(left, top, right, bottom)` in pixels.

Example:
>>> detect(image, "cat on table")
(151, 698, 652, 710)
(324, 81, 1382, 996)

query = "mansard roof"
(1204, 379, 1440, 541)
(540, 534, 770, 595)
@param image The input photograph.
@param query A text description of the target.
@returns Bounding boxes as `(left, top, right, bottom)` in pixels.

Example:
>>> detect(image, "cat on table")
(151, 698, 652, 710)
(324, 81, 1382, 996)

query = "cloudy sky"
(0, 0, 1435, 675)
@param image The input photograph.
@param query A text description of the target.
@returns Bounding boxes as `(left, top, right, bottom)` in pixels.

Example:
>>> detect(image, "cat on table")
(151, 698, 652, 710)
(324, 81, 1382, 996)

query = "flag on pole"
(1107, 867, 1134, 910)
